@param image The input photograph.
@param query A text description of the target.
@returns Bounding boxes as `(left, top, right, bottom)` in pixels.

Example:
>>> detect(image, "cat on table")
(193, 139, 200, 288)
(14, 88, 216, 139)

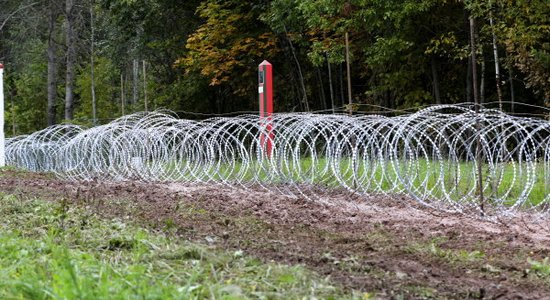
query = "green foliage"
(2, 0, 549, 128)
(268, 0, 471, 107)
(98, 0, 218, 113)
(528, 257, 550, 277)
(182, 0, 278, 92)
(7, 40, 48, 135)
(425, 32, 469, 60)
(75, 57, 120, 125)
(468, 0, 550, 99)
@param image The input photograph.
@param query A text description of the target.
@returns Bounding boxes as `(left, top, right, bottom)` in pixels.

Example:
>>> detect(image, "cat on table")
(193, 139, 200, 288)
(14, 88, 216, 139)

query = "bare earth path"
(1, 170, 549, 299)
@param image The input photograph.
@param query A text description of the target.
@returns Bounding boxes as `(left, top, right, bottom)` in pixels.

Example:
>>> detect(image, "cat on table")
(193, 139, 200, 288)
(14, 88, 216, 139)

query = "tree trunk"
(480, 53, 485, 104)
(387, 91, 394, 110)
(90, 0, 97, 125)
(120, 73, 125, 115)
(132, 59, 138, 105)
(287, 66, 302, 111)
(326, 53, 335, 113)
(509, 68, 516, 113)
(466, 56, 472, 103)
(470, 15, 485, 215)
(217, 87, 224, 113)
(143, 60, 148, 112)
(64, 0, 76, 121)
(490, 15, 503, 111)
(284, 26, 309, 111)
(316, 67, 326, 110)
(470, 19, 479, 106)
(339, 63, 345, 108)
(345, 31, 352, 115)
(431, 56, 441, 105)
(47, 0, 58, 126)
(10, 88, 16, 135)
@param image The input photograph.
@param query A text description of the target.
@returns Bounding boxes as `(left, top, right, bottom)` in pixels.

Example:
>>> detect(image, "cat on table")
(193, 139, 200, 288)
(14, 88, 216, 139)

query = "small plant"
(457, 249, 485, 262)
(0, 165, 19, 172)
(405, 237, 485, 266)
(55, 197, 70, 230)
(528, 257, 550, 277)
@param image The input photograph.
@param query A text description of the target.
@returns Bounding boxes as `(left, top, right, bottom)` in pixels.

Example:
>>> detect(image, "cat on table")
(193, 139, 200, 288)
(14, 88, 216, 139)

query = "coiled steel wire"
(5, 105, 549, 216)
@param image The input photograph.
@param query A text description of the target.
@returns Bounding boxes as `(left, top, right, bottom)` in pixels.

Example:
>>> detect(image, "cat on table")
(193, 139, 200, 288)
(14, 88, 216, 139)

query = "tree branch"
(0, 1, 41, 32)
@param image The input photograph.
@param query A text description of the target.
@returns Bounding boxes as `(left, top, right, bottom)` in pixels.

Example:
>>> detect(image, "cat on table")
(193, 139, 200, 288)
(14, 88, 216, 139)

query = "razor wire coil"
(5, 104, 550, 217)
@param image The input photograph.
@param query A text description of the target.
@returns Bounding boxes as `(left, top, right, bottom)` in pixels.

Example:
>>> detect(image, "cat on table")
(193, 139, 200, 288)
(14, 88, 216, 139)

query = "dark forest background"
(0, 0, 548, 135)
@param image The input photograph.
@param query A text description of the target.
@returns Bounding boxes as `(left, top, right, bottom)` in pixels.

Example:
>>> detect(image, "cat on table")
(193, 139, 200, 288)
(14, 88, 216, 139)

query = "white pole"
(0, 63, 5, 167)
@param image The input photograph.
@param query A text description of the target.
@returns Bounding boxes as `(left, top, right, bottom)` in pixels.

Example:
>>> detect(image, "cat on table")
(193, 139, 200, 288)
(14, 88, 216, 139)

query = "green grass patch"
(404, 237, 486, 266)
(0, 193, 356, 299)
(159, 157, 548, 208)
(528, 257, 550, 278)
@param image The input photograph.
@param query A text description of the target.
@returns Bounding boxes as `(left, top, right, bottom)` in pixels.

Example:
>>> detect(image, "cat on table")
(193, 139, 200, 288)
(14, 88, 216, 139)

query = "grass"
(156, 156, 548, 207)
(528, 257, 550, 278)
(404, 237, 486, 265)
(28, 148, 548, 208)
(403, 237, 486, 266)
(0, 193, 357, 299)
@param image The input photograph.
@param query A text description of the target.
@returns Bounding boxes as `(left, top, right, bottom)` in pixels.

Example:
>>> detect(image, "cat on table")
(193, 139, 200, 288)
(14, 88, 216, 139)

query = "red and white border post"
(0, 64, 5, 167)
(259, 60, 273, 157)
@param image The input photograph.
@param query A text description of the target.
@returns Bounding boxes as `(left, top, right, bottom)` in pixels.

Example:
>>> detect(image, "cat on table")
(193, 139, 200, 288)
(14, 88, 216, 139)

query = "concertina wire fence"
(5, 104, 550, 217)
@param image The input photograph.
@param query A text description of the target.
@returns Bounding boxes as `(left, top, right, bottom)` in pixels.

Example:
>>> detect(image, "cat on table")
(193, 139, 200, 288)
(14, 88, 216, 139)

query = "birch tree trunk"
(90, 0, 97, 125)
(490, 15, 503, 111)
(143, 60, 148, 111)
(47, 0, 58, 126)
(64, 0, 76, 121)
(470, 17, 480, 104)
(132, 59, 138, 105)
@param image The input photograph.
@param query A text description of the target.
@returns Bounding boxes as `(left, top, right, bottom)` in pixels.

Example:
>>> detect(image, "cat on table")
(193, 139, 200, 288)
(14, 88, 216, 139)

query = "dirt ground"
(1, 170, 549, 299)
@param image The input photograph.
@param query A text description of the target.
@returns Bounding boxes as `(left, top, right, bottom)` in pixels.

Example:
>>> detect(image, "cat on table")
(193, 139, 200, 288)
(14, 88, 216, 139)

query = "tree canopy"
(0, 0, 548, 135)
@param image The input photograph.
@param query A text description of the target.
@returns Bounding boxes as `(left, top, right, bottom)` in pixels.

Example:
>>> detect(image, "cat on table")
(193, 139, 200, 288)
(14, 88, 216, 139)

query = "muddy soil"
(1, 170, 549, 299)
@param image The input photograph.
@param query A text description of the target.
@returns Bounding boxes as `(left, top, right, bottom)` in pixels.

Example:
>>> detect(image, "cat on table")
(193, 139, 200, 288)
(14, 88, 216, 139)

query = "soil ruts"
(1, 170, 549, 299)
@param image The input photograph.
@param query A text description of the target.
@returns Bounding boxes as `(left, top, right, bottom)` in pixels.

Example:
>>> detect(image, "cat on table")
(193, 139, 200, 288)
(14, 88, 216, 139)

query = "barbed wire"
(5, 104, 549, 218)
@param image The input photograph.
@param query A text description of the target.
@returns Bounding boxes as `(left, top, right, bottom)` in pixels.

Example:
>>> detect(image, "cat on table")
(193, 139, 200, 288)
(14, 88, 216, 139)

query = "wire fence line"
(5, 104, 550, 217)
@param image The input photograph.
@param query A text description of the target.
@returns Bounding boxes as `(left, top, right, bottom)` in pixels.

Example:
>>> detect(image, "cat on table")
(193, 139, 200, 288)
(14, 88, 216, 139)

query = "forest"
(0, 0, 548, 135)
